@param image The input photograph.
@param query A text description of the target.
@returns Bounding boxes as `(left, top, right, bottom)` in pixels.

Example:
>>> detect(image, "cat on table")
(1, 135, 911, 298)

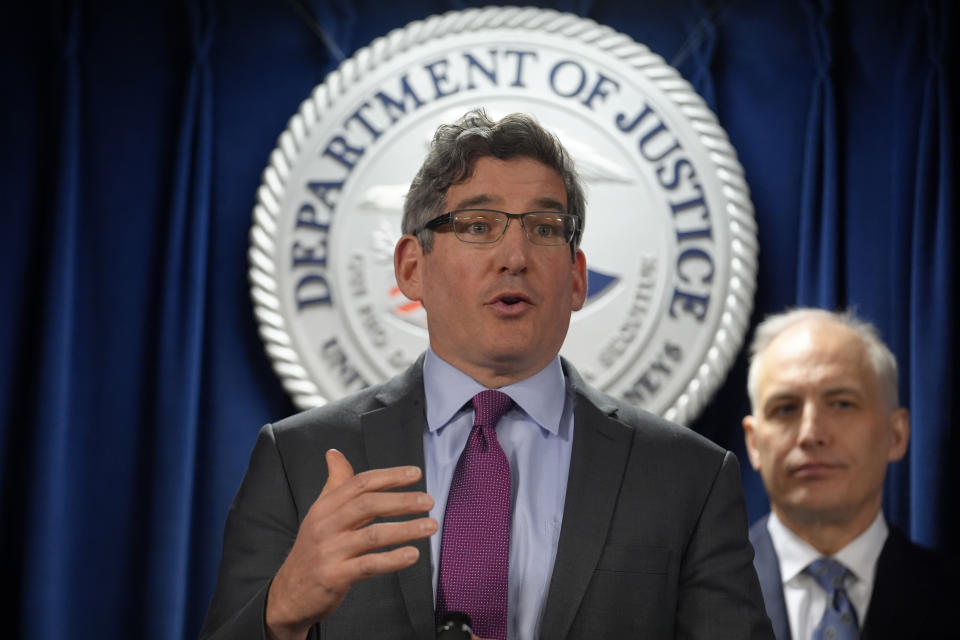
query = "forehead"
(756, 320, 879, 398)
(446, 155, 567, 210)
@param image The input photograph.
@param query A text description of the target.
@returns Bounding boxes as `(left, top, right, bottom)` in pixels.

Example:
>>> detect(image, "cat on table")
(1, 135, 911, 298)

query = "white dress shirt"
(767, 510, 888, 639)
(422, 349, 575, 640)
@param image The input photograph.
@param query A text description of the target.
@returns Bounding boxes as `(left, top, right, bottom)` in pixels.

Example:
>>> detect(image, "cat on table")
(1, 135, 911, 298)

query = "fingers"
(343, 543, 423, 581)
(303, 486, 436, 565)
(296, 516, 436, 592)
(312, 449, 432, 528)
(266, 450, 437, 632)
(328, 517, 437, 561)
(330, 488, 434, 531)
(323, 454, 423, 502)
(320, 449, 355, 496)
(310, 454, 429, 527)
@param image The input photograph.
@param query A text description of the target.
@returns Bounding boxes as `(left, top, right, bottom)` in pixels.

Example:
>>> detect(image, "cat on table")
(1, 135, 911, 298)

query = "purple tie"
(436, 390, 513, 640)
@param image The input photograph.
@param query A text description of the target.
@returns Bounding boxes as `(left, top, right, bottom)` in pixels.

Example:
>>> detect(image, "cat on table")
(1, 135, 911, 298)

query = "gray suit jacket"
(201, 358, 772, 639)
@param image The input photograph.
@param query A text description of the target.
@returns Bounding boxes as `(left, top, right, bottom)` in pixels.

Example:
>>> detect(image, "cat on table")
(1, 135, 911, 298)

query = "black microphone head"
(436, 611, 473, 639)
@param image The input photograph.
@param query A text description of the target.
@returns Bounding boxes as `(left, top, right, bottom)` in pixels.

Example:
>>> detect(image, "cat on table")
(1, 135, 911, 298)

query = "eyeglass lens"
(451, 210, 574, 245)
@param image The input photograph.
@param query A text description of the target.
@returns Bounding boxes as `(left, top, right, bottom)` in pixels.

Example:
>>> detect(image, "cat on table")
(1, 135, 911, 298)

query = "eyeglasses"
(421, 209, 579, 246)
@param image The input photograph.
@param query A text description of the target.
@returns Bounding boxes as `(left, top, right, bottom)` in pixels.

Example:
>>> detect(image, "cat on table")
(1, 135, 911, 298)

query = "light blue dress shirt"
(422, 349, 574, 640)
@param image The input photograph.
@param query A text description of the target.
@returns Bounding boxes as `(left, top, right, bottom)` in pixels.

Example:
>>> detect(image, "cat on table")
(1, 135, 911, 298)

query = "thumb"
(320, 448, 355, 496)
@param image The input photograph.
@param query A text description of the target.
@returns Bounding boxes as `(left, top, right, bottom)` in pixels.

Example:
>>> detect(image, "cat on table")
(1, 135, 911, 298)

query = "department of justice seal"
(249, 7, 757, 425)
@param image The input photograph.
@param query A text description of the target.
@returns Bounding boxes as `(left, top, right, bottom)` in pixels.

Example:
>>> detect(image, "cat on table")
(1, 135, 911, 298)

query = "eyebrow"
(762, 392, 799, 411)
(761, 386, 865, 410)
(450, 194, 567, 212)
(822, 387, 864, 399)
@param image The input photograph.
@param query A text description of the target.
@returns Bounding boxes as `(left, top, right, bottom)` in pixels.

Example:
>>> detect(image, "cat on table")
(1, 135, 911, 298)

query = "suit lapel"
(539, 367, 633, 639)
(749, 516, 791, 640)
(860, 527, 907, 639)
(361, 361, 435, 640)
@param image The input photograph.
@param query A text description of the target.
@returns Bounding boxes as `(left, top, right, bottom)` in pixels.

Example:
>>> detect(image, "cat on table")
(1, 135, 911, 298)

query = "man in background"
(742, 308, 952, 639)
(201, 109, 772, 639)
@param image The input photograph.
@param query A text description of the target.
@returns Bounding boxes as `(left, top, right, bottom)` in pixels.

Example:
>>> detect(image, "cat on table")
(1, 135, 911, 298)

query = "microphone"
(436, 611, 473, 639)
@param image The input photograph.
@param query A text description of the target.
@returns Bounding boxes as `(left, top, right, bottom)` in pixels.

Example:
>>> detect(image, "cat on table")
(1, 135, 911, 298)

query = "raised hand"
(265, 449, 437, 639)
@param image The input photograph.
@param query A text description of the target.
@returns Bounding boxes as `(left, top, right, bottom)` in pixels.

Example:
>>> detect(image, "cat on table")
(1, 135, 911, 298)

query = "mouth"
(488, 292, 533, 314)
(789, 461, 844, 479)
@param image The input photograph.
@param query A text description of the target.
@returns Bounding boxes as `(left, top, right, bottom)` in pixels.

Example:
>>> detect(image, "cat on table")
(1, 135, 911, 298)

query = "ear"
(742, 414, 762, 471)
(570, 248, 587, 311)
(394, 235, 425, 302)
(886, 407, 910, 463)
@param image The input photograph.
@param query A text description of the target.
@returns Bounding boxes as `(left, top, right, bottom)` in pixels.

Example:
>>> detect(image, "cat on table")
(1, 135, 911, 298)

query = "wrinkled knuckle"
(356, 555, 378, 578)
(352, 471, 372, 491)
(353, 493, 375, 513)
(313, 563, 336, 589)
(311, 541, 334, 566)
(361, 525, 380, 546)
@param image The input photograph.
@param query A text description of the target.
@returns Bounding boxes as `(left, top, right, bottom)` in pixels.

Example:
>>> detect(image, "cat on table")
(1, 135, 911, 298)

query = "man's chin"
(481, 347, 554, 378)
(484, 350, 535, 372)
(778, 496, 853, 526)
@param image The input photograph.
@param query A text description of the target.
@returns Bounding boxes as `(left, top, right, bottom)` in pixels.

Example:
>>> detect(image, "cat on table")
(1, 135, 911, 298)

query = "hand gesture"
(265, 449, 437, 639)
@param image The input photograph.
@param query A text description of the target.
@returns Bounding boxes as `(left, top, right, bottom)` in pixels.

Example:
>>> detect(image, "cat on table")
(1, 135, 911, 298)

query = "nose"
(498, 217, 529, 274)
(796, 402, 831, 449)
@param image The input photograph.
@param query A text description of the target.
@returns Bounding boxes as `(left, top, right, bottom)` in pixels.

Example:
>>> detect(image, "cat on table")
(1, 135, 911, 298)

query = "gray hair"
(402, 108, 586, 258)
(746, 308, 900, 412)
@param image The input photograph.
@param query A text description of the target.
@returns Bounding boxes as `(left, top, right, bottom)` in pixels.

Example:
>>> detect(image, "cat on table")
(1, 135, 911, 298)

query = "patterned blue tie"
(806, 557, 859, 640)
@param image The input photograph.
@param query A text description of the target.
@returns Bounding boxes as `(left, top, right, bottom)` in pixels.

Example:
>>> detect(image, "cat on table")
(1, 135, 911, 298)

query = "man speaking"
(201, 110, 771, 639)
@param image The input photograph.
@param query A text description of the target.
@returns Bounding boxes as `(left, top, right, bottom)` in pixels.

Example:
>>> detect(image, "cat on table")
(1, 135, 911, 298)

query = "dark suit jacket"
(750, 514, 956, 640)
(201, 358, 773, 639)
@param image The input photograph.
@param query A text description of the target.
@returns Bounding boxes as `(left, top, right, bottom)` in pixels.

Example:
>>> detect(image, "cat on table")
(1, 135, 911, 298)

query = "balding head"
(747, 308, 900, 413)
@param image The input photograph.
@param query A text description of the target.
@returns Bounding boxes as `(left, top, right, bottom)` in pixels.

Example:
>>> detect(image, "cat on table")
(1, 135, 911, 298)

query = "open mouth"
(488, 292, 533, 313)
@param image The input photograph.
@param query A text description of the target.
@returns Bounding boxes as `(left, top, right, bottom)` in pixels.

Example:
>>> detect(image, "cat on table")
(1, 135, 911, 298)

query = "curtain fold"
(142, 1, 216, 638)
(880, 4, 922, 535)
(904, 0, 955, 549)
(796, 0, 841, 308)
(684, 0, 718, 109)
(21, 4, 82, 637)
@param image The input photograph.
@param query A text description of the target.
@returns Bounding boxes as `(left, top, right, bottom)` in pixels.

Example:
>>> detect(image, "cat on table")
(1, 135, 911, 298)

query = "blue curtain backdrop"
(1, 0, 956, 637)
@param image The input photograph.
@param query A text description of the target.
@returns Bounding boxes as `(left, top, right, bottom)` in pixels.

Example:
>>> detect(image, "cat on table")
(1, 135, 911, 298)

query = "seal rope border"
(249, 6, 757, 425)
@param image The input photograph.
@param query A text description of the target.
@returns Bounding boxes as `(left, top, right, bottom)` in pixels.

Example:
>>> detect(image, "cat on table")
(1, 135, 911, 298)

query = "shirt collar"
(833, 511, 887, 584)
(422, 348, 567, 435)
(768, 510, 888, 584)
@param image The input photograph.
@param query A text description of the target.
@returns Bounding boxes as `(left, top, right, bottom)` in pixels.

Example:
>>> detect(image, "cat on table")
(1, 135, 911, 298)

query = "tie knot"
(472, 390, 513, 428)
(806, 557, 853, 592)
